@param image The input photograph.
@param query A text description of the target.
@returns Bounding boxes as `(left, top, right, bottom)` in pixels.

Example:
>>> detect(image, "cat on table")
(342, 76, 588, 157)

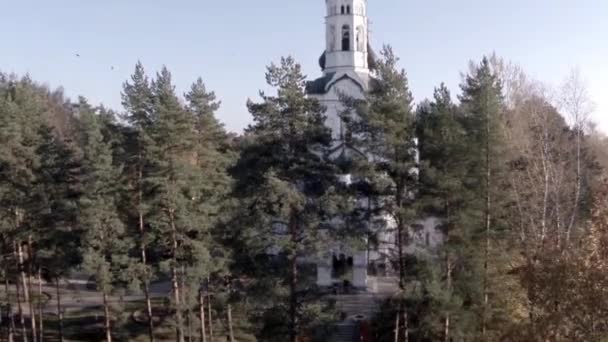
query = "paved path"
(1, 279, 174, 315)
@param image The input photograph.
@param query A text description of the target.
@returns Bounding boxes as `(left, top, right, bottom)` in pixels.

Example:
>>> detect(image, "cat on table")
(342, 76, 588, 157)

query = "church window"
(347, 5, 351, 14)
(341, 5, 345, 14)
(341, 25, 350, 51)
(356, 26, 365, 51)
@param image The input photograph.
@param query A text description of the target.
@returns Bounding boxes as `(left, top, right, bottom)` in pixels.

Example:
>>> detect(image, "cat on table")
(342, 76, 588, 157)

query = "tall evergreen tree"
(416, 84, 480, 341)
(121, 62, 157, 341)
(184, 78, 234, 342)
(0, 75, 52, 342)
(147, 67, 199, 342)
(78, 98, 133, 342)
(31, 123, 82, 342)
(343, 46, 418, 340)
(231, 56, 336, 342)
(458, 58, 511, 340)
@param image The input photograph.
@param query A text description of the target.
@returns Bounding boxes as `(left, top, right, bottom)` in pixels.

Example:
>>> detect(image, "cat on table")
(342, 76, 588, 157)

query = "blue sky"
(2, 0, 607, 133)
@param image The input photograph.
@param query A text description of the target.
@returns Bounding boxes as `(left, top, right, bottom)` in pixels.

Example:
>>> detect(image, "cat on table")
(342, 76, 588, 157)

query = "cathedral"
(306, 0, 443, 291)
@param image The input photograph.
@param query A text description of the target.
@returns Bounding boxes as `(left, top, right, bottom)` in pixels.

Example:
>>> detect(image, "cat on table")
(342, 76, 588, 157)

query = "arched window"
(341, 5, 345, 14)
(347, 5, 351, 14)
(341, 25, 350, 51)
(356, 25, 365, 51)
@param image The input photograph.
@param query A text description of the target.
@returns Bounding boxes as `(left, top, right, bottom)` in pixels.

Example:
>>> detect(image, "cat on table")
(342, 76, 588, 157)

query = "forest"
(1, 47, 608, 342)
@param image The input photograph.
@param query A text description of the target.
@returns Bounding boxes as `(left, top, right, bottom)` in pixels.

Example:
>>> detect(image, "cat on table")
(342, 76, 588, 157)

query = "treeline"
(0, 65, 236, 342)
(0, 47, 607, 342)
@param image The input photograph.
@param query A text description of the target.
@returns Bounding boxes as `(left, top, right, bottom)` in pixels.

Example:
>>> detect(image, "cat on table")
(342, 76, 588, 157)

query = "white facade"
(307, 0, 443, 291)
(308, 0, 373, 143)
(324, 0, 369, 73)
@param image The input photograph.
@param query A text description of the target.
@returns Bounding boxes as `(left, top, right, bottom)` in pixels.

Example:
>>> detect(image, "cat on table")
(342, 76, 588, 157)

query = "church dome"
(319, 51, 327, 70)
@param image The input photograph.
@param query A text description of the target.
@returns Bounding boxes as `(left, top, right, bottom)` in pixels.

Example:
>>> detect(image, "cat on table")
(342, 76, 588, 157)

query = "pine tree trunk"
(182, 272, 192, 342)
(199, 290, 206, 342)
(207, 278, 213, 342)
(142, 281, 154, 342)
(26, 238, 36, 342)
(394, 308, 400, 342)
(28, 278, 36, 342)
(37, 270, 43, 342)
(227, 304, 235, 342)
(6, 271, 15, 342)
(138, 175, 155, 342)
(396, 187, 406, 290)
(54, 279, 63, 342)
(482, 106, 492, 342)
(170, 210, 184, 342)
(16, 241, 28, 305)
(16, 279, 27, 342)
(102, 292, 112, 342)
(14, 245, 27, 342)
(288, 216, 298, 342)
(444, 203, 452, 342)
(397, 224, 405, 289)
(171, 264, 184, 342)
(403, 309, 409, 342)
(444, 314, 450, 342)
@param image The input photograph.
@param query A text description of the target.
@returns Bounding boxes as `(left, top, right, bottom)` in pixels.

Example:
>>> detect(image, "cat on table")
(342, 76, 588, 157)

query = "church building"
(307, 0, 376, 150)
(306, 0, 443, 291)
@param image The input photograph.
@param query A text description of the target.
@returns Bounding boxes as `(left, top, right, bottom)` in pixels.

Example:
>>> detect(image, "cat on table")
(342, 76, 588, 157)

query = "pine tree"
(121, 62, 157, 342)
(458, 57, 510, 340)
(147, 67, 198, 342)
(31, 123, 82, 342)
(78, 98, 133, 342)
(0, 75, 53, 342)
(416, 84, 480, 341)
(231, 56, 336, 342)
(343, 46, 417, 340)
(184, 78, 234, 342)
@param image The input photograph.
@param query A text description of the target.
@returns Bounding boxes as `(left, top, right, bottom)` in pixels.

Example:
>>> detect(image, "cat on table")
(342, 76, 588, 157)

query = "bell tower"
(310, 0, 377, 291)
(324, 0, 369, 74)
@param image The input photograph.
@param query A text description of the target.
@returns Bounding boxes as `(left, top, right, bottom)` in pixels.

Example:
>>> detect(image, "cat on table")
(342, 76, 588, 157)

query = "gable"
(306, 72, 367, 98)
(326, 74, 366, 95)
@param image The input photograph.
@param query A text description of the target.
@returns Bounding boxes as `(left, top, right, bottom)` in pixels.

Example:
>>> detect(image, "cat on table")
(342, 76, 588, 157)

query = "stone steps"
(334, 293, 380, 319)
(327, 293, 380, 341)
(329, 323, 356, 342)
(327, 277, 400, 342)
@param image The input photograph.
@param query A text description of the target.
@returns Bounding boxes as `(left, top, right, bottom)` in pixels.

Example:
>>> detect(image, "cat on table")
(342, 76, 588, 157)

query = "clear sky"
(2, 0, 607, 133)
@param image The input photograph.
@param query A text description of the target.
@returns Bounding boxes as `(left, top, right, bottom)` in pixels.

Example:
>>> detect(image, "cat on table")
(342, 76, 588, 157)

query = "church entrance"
(317, 251, 368, 290)
(332, 254, 354, 281)
(331, 253, 355, 292)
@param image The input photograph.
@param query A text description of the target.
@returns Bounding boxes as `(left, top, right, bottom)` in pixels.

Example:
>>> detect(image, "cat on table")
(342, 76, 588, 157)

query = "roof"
(307, 71, 374, 96)
(306, 72, 335, 95)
